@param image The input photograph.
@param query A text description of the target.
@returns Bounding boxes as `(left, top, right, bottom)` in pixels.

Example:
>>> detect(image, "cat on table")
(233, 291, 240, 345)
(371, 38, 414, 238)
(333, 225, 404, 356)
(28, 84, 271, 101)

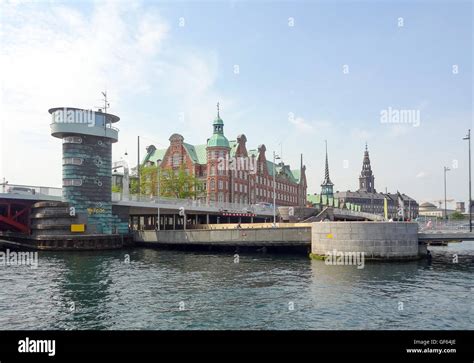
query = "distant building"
(141, 104, 307, 206)
(419, 201, 455, 218)
(333, 144, 419, 219)
(456, 201, 465, 213)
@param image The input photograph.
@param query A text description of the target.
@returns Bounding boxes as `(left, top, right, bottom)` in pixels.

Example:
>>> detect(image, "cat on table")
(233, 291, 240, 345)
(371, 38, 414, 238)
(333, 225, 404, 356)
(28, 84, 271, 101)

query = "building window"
(172, 153, 181, 167)
(210, 165, 216, 176)
(218, 180, 223, 190)
(63, 157, 83, 165)
(63, 136, 82, 144)
(63, 178, 83, 186)
(210, 179, 215, 190)
(218, 193, 224, 202)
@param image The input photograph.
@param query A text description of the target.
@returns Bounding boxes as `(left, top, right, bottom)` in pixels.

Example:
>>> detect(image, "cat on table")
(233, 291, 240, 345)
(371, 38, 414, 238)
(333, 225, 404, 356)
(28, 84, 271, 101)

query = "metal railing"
(112, 192, 274, 214)
(418, 219, 472, 232)
(0, 183, 62, 197)
(0, 183, 274, 214)
(106, 124, 119, 132)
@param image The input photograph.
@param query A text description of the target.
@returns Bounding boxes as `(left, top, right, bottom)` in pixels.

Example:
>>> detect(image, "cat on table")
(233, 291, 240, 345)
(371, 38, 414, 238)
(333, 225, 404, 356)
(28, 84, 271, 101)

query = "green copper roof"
(207, 133, 230, 148)
(266, 160, 298, 183)
(306, 194, 319, 204)
(184, 143, 207, 164)
(213, 116, 224, 126)
(229, 140, 238, 157)
(142, 137, 301, 180)
(143, 148, 167, 164)
(292, 169, 301, 183)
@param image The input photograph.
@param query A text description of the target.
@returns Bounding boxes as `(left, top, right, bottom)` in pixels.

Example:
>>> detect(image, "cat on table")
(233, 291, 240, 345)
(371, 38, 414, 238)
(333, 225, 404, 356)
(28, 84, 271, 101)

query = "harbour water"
(0, 242, 472, 330)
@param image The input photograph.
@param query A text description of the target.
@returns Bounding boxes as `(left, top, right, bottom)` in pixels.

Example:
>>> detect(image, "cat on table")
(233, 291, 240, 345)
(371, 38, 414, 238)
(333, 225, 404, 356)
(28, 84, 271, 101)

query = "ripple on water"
(0, 242, 472, 330)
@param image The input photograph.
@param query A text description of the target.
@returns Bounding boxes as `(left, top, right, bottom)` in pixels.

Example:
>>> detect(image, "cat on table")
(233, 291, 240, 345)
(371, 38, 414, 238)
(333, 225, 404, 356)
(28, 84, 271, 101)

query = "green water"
(0, 242, 472, 330)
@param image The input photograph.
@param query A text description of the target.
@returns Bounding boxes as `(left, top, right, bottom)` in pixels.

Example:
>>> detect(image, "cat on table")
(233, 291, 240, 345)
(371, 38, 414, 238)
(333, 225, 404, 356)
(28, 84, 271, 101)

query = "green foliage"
(137, 164, 204, 199)
(129, 177, 139, 194)
(450, 211, 465, 220)
(111, 185, 122, 193)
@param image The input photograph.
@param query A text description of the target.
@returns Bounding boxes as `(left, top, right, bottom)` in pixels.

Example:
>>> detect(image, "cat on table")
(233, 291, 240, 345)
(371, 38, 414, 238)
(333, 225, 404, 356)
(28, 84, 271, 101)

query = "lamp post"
(137, 136, 141, 196)
(463, 129, 472, 232)
(1, 177, 8, 193)
(273, 151, 280, 226)
(444, 166, 450, 221)
(156, 159, 162, 230)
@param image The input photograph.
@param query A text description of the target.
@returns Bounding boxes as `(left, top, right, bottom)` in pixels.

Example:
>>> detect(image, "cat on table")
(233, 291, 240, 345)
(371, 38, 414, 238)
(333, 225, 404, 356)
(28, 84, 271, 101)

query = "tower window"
(63, 178, 83, 186)
(63, 157, 83, 165)
(63, 136, 82, 144)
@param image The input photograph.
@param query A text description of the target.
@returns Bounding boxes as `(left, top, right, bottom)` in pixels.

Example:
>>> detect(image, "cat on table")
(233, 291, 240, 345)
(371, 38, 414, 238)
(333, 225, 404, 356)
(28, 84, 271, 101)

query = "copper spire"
(322, 140, 333, 185)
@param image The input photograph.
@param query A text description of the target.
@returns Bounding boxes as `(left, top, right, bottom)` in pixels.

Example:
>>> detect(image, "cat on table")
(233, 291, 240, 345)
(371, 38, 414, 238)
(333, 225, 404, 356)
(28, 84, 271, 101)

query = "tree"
(450, 211, 465, 220)
(112, 185, 122, 193)
(136, 164, 204, 199)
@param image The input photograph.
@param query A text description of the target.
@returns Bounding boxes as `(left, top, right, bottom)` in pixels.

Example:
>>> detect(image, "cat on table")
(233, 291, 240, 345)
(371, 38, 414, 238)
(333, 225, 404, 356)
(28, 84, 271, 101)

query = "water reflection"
(0, 242, 472, 330)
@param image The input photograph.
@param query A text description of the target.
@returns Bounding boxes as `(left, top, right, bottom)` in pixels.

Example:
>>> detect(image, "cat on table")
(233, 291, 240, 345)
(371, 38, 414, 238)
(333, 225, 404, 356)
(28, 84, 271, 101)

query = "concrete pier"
(134, 226, 311, 248)
(310, 222, 421, 260)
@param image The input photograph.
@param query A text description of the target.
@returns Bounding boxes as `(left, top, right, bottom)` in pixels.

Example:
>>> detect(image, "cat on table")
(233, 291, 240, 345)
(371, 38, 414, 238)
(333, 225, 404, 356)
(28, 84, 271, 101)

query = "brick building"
(142, 105, 307, 206)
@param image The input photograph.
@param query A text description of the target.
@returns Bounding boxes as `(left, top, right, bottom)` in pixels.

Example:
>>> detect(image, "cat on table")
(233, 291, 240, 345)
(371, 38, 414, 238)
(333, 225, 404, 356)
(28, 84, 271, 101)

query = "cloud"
(289, 116, 314, 131)
(416, 171, 427, 179)
(288, 115, 332, 133)
(0, 1, 223, 185)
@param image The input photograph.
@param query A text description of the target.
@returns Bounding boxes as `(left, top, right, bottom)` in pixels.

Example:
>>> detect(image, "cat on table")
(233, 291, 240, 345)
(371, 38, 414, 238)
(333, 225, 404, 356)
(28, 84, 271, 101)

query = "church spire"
(323, 140, 332, 184)
(321, 140, 334, 198)
(358, 143, 376, 193)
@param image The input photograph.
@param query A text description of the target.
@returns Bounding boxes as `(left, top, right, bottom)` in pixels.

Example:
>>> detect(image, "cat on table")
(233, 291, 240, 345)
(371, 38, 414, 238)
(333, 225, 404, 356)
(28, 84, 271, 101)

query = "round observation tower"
(49, 107, 120, 234)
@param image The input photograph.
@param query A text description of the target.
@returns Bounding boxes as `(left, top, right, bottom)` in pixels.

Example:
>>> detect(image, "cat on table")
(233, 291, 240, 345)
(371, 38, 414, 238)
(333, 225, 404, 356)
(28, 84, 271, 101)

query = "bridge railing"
(112, 192, 274, 214)
(0, 184, 274, 214)
(418, 220, 471, 232)
(0, 183, 62, 197)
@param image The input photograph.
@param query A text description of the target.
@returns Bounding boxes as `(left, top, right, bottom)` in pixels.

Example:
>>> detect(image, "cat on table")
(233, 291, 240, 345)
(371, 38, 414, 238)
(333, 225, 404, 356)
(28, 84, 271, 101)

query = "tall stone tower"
(358, 143, 376, 193)
(320, 141, 334, 198)
(206, 103, 230, 202)
(49, 107, 119, 234)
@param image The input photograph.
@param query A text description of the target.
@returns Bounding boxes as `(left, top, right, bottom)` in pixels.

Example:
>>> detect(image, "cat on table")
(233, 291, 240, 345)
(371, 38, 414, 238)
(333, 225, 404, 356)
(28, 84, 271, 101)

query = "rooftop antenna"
(95, 91, 110, 131)
(101, 91, 110, 114)
(95, 91, 110, 113)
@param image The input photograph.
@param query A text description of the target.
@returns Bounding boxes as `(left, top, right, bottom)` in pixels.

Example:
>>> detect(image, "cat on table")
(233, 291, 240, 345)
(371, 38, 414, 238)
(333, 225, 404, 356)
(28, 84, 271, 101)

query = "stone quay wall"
(311, 222, 420, 260)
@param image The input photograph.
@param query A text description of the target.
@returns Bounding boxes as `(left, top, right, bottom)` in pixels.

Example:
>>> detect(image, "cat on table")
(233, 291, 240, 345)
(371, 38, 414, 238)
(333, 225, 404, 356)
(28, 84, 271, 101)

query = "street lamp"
(444, 166, 450, 221)
(156, 159, 162, 230)
(1, 178, 8, 193)
(273, 151, 281, 226)
(463, 129, 472, 232)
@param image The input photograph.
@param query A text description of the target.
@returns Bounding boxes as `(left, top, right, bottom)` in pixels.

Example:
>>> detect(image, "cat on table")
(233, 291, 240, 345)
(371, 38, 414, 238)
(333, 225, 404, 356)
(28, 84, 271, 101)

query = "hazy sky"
(0, 0, 472, 208)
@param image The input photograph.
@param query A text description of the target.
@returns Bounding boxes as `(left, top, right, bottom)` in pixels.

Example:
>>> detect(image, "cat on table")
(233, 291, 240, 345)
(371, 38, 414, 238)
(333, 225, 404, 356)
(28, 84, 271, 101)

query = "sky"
(0, 0, 472, 208)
